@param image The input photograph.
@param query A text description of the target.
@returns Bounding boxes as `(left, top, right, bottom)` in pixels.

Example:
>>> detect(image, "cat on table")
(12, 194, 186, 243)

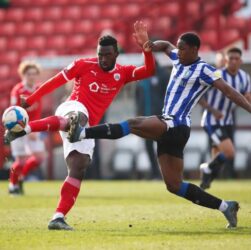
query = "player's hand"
(20, 95, 30, 109)
(133, 21, 151, 51)
(212, 109, 223, 120)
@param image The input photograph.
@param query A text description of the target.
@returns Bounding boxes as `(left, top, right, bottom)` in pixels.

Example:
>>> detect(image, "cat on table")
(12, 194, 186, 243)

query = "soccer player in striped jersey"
(200, 47, 251, 189)
(69, 33, 251, 228)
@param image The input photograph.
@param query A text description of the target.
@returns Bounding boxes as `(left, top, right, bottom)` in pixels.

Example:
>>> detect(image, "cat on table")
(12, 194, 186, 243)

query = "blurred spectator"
(136, 62, 170, 179)
(8, 61, 46, 194)
(215, 51, 226, 69)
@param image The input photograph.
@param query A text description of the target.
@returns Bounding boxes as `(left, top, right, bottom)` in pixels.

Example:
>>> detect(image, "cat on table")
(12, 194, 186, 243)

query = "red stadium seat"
(203, 16, 218, 29)
(225, 17, 246, 29)
(200, 30, 218, 48)
(154, 17, 172, 31)
(11, 0, 31, 6)
(121, 4, 140, 17)
(187, 1, 200, 17)
(93, 20, 113, 33)
(54, 21, 74, 34)
(8, 37, 27, 51)
(74, 20, 94, 34)
(27, 36, 46, 50)
(47, 36, 66, 49)
(0, 52, 19, 65)
(24, 8, 43, 21)
(5, 8, 24, 22)
(0, 23, 16, 36)
(0, 37, 7, 52)
(101, 5, 120, 19)
(0, 65, 11, 79)
(35, 22, 54, 35)
(20, 50, 39, 58)
(43, 7, 62, 20)
(67, 35, 86, 49)
(159, 2, 179, 17)
(81, 5, 100, 19)
(50, 0, 68, 5)
(17, 22, 35, 35)
(63, 6, 82, 20)
(223, 29, 239, 43)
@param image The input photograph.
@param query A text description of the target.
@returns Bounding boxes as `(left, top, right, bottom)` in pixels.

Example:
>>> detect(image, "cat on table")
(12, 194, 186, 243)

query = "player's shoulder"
(79, 57, 98, 65)
(238, 68, 249, 76)
(72, 57, 98, 67)
(116, 63, 135, 71)
(11, 82, 24, 92)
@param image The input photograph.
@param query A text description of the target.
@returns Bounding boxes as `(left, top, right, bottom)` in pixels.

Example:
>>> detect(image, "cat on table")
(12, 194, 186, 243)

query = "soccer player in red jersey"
(5, 21, 155, 230)
(8, 61, 45, 194)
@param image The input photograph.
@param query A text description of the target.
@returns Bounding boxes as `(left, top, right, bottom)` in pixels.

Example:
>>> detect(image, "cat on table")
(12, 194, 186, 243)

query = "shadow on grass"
(78, 226, 251, 237)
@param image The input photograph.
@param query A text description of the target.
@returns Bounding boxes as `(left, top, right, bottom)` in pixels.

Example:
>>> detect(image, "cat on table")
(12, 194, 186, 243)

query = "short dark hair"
(179, 32, 201, 49)
(98, 35, 118, 52)
(227, 47, 242, 56)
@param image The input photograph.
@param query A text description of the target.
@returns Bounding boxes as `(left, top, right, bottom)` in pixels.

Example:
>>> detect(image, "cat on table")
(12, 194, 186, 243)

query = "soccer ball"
(2, 106, 29, 132)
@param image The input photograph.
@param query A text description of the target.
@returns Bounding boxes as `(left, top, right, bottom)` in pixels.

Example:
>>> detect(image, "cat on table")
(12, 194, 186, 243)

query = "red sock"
(22, 156, 40, 177)
(10, 161, 23, 185)
(28, 116, 68, 132)
(56, 176, 81, 216)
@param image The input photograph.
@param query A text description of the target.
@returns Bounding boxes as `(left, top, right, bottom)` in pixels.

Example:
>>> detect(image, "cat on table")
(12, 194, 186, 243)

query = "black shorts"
(203, 125, 234, 147)
(156, 116, 190, 159)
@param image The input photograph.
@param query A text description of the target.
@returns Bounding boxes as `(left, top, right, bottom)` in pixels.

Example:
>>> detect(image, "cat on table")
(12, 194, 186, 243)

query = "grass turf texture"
(0, 180, 250, 250)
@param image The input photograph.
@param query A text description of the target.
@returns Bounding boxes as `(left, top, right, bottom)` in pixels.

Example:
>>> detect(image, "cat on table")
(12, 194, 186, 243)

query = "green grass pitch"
(0, 180, 250, 250)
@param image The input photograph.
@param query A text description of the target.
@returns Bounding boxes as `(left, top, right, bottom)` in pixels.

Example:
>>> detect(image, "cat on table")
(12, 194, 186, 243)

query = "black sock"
(184, 183, 222, 209)
(85, 121, 130, 139)
(208, 152, 226, 171)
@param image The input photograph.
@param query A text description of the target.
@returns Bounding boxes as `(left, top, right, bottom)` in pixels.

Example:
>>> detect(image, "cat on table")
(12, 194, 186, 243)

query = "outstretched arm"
(198, 97, 223, 120)
(126, 21, 155, 82)
(213, 78, 251, 113)
(144, 40, 176, 57)
(23, 72, 68, 107)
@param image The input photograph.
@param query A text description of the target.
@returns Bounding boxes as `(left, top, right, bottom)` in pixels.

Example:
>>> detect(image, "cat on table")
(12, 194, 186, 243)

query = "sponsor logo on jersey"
(89, 82, 100, 92)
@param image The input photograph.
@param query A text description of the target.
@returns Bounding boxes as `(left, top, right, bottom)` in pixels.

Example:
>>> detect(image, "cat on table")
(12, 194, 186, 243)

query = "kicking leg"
(159, 153, 239, 228)
(68, 116, 167, 142)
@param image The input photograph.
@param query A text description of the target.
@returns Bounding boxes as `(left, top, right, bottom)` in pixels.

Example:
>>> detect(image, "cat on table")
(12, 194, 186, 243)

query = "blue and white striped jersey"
(162, 49, 220, 127)
(201, 68, 251, 127)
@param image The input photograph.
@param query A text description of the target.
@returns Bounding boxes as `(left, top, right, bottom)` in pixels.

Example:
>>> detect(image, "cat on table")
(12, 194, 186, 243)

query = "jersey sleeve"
(61, 59, 85, 81)
(124, 51, 155, 83)
(200, 64, 221, 86)
(169, 49, 179, 66)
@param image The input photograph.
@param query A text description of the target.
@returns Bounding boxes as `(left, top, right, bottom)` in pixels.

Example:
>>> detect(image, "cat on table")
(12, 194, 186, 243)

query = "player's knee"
(222, 148, 235, 160)
(225, 149, 235, 160)
(127, 118, 143, 130)
(66, 151, 91, 179)
(78, 112, 88, 127)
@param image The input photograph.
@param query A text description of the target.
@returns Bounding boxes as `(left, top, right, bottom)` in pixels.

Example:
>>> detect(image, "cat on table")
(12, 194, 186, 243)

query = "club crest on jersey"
(114, 73, 120, 81)
(180, 70, 193, 87)
(89, 82, 100, 92)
